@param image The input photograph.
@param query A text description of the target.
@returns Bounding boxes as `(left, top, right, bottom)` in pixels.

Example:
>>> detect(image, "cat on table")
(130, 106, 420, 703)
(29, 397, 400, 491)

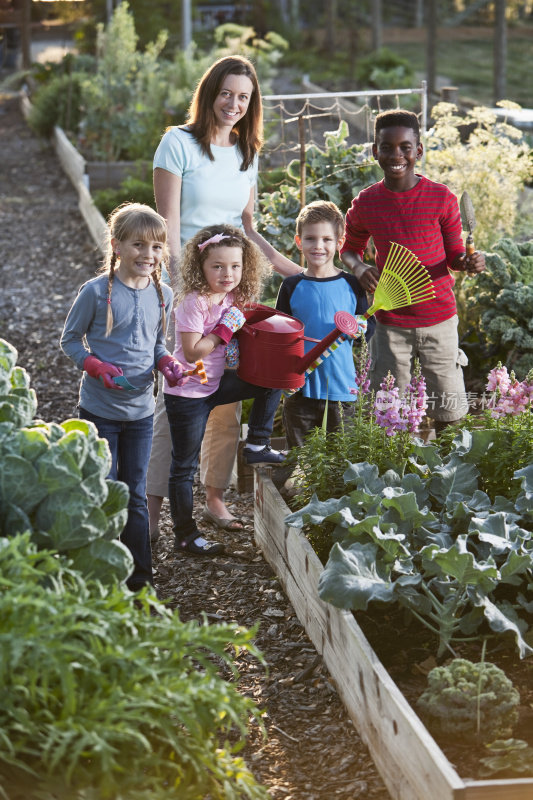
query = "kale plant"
(463, 238, 533, 377)
(416, 658, 520, 743)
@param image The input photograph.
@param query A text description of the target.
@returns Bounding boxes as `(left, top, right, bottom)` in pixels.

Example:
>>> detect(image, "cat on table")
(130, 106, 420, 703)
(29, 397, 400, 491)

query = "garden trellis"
(261, 81, 428, 207)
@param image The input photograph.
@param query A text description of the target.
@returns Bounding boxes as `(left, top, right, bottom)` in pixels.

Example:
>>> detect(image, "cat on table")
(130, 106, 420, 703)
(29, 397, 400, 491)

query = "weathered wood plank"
(77, 181, 108, 254)
(253, 470, 533, 800)
(52, 125, 86, 187)
(461, 779, 533, 800)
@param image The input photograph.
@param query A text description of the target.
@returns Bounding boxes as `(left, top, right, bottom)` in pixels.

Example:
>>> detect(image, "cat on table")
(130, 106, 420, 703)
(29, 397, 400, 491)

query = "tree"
(426, 0, 437, 98)
(494, 0, 507, 103)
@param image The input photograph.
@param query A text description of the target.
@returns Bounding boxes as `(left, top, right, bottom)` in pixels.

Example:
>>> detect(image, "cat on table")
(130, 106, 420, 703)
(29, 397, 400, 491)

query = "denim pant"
(164, 370, 282, 544)
(79, 408, 154, 591)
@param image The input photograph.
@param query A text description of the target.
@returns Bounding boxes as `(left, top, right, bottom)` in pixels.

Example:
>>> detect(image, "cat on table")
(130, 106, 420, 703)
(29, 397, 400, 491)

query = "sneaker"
(243, 444, 286, 466)
(175, 535, 225, 557)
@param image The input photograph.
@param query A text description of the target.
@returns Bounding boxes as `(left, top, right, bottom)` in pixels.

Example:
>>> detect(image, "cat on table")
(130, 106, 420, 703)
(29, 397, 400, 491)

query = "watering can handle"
(240, 323, 257, 337)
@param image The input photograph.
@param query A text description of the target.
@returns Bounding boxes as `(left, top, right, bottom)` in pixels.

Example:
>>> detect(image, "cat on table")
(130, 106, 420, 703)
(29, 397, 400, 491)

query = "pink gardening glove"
(212, 306, 246, 344)
(157, 355, 190, 388)
(84, 355, 123, 390)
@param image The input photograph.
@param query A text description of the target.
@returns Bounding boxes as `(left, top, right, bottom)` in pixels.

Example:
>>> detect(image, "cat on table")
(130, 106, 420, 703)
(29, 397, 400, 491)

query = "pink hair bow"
(198, 233, 231, 252)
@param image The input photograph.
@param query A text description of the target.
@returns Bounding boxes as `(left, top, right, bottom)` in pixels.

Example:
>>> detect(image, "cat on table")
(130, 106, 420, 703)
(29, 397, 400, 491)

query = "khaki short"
(368, 316, 468, 422)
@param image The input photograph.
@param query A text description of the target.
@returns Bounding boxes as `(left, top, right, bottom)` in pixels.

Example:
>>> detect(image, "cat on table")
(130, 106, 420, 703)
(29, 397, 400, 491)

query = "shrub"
(93, 173, 156, 219)
(355, 47, 414, 90)
(27, 71, 86, 138)
(425, 102, 533, 251)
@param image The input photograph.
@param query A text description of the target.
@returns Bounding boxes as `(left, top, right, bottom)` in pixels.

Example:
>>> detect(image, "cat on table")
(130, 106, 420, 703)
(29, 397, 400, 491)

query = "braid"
(152, 271, 167, 334)
(105, 255, 117, 337)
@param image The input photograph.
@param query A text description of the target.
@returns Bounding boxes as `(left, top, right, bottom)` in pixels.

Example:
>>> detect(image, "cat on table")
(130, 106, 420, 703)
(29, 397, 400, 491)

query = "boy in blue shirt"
(276, 200, 374, 448)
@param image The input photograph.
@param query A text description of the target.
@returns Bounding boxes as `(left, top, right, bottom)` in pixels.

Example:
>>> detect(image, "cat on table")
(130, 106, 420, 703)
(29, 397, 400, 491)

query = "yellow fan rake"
(363, 241, 435, 319)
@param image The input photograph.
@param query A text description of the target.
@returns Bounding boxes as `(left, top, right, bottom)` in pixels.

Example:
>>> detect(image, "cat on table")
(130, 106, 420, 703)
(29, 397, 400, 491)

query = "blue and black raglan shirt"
(276, 272, 374, 401)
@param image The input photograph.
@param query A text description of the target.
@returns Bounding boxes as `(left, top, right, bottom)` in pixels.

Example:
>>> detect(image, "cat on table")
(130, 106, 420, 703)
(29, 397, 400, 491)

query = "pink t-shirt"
(164, 290, 235, 397)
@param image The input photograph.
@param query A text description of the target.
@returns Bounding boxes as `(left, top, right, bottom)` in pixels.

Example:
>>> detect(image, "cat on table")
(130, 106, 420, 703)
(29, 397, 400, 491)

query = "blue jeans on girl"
(79, 408, 154, 591)
(164, 370, 281, 545)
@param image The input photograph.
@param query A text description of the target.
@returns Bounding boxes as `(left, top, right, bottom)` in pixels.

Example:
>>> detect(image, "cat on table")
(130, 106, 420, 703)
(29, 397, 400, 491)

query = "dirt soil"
(0, 93, 391, 799)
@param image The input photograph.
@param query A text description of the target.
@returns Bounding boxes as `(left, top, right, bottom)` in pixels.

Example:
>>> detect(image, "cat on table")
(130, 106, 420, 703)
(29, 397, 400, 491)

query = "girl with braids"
(61, 203, 188, 591)
(164, 224, 284, 556)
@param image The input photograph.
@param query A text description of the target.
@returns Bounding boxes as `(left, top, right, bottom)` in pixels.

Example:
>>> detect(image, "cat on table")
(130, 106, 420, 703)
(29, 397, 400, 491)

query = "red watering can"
(236, 304, 360, 390)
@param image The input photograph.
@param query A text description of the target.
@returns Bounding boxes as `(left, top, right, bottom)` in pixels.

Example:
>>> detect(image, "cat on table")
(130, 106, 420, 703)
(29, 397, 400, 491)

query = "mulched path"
(0, 91, 391, 800)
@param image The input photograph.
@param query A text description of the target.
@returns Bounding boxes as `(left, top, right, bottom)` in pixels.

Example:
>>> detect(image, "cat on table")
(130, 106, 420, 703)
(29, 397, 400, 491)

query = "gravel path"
(0, 92, 391, 800)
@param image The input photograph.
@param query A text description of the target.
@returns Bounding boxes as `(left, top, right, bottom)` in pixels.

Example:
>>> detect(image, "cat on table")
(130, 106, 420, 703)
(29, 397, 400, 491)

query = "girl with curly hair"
(164, 224, 284, 556)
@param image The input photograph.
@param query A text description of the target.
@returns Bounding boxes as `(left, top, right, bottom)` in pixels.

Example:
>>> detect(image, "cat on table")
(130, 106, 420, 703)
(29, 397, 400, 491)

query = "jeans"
(79, 408, 154, 590)
(164, 370, 282, 544)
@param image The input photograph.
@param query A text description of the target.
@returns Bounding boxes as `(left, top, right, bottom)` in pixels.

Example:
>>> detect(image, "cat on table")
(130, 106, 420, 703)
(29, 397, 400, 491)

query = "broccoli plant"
(416, 658, 520, 744)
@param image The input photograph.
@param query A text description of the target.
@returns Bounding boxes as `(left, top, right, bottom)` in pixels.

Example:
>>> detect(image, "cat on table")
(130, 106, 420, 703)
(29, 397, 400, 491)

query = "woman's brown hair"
(185, 55, 263, 170)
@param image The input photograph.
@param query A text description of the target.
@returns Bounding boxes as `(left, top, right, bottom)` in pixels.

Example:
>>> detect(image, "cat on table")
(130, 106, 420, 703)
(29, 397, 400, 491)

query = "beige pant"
(146, 321, 241, 497)
(368, 316, 468, 422)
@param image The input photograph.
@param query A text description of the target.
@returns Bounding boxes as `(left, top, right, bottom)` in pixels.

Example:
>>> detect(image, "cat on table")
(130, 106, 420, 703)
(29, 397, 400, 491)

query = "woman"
(147, 54, 300, 544)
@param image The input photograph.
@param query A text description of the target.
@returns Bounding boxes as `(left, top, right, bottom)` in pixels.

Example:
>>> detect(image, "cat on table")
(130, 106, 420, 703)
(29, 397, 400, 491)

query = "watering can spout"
(297, 311, 360, 374)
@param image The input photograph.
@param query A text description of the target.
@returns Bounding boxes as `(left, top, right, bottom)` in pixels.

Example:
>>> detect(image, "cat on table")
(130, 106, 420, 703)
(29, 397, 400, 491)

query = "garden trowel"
(459, 191, 476, 256)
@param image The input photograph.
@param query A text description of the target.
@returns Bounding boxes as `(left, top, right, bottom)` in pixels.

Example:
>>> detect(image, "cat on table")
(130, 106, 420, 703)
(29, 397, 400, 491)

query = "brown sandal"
(202, 505, 245, 531)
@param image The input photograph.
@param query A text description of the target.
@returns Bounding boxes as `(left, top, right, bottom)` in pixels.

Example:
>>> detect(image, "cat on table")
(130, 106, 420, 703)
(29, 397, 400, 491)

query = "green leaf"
(68, 538, 133, 584)
(343, 461, 385, 494)
(318, 541, 396, 610)
(410, 442, 443, 470)
(0, 339, 18, 373)
(514, 464, 533, 497)
(285, 493, 349, 528)
(476, 595, 533, 658)
(0, 454, 48, 512)
(101, 480, 129, 540)
(429, 455, 480, 504)
(381, 488, 437, 529)
(421, 538, 499, 590)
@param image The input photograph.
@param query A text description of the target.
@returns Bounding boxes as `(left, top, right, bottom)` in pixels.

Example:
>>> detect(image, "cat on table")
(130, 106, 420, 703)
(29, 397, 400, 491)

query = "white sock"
(193, 535, 208, 547)
(245, 442, 265, 452)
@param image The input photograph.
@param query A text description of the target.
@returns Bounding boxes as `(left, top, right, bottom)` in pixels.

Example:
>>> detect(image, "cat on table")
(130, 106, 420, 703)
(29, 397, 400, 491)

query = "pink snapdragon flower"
(374, 363, 427, 436)
(354, 341, 371, 394)
(486, 363, 512, 394)
(486, 363, 533, 418)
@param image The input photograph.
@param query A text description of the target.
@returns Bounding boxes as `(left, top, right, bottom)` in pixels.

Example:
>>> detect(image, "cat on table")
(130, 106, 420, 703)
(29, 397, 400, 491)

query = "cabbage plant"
(0, 338, 132, 584)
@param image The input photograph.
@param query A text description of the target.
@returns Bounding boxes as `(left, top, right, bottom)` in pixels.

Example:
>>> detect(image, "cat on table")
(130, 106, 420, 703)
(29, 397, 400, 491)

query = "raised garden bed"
(253, 468, 533, 800)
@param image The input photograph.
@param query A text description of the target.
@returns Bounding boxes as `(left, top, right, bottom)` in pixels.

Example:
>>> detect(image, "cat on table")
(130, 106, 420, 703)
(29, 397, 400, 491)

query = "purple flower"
(374, 362, 427, 436)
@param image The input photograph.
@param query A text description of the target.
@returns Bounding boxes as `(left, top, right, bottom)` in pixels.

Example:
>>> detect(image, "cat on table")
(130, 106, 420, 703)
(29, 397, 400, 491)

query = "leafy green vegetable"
(0, 534, 267, 800)
(480, 738, 533, 777)
(463, 238, 533, 377)
(416, 658, 520, 744)
(0, 338, 130, 584)
(287, 436, 533, 657)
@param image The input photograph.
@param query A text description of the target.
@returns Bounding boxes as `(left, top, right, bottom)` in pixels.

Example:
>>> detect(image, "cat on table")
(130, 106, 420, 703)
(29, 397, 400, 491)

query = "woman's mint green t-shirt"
(153, 126, 258, 248)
